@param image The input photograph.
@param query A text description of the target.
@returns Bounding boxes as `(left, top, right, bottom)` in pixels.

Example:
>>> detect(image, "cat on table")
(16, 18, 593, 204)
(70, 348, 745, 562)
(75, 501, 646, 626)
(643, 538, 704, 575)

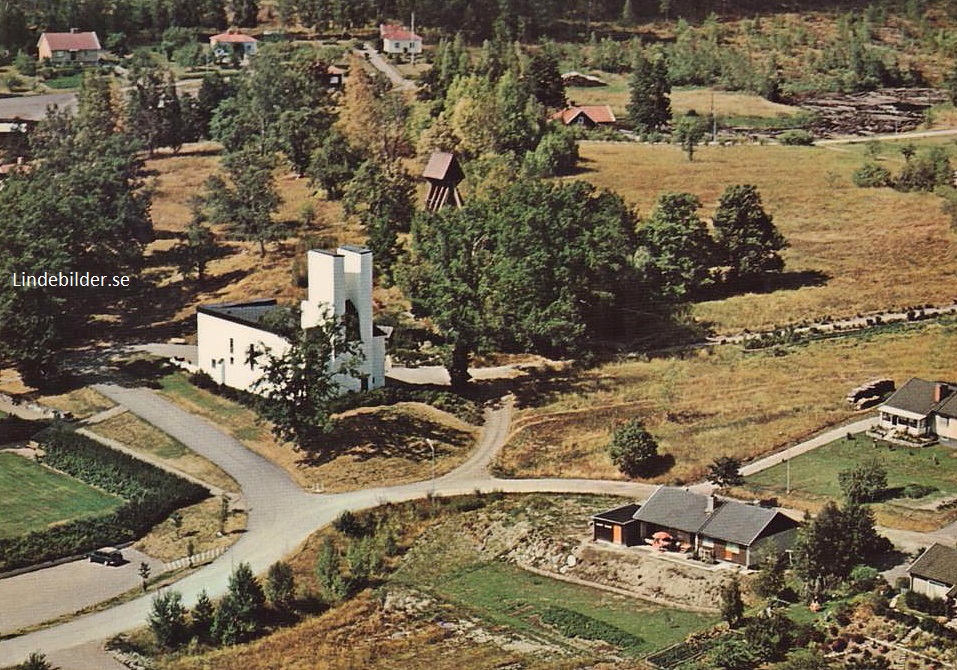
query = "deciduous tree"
(707, 456, 744, 487)
(838, 458, 888, 504)
(634, 193, 714, 299)
(609, 419, 659, 477)
(712, 184, 787, 285)
(628, 51, 671, 132)
(253, 315, 361, 451)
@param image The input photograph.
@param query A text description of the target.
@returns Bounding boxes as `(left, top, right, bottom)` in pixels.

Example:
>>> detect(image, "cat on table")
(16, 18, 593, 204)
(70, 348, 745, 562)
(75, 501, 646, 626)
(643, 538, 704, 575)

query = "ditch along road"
(0, 384, 938, 668)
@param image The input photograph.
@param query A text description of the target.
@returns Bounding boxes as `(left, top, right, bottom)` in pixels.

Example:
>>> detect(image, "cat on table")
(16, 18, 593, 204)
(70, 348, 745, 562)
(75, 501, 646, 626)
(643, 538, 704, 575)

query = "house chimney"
(935, 383, 950, 403)
(70, 27, 79, 33)
(706, 494, 716, 514)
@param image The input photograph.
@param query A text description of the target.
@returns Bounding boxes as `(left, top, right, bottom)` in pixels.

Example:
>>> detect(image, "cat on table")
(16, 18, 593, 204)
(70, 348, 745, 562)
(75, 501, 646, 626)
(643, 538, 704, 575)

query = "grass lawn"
(497, 319, 957, 486)
(575, 138, 957, 334)
(740, 434, 957, 530)
(0, 452, 122, 539)
(422, 561, 716, 656)
(89, 412, 239, 493)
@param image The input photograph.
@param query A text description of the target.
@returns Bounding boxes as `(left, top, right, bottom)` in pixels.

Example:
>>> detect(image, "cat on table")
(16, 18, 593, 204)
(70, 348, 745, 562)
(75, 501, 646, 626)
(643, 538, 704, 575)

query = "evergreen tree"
(265, 561, 296, 611)
(628, 51, 671, 133)
(191, 589, 215, 642)
(307, 129, 363, 200)
(525, 51, 565, 109)
(719, 578, 744, 627)
(212, 562, 265, 645)
(149, 590, 188, 649)
(707, 456, 744, 487)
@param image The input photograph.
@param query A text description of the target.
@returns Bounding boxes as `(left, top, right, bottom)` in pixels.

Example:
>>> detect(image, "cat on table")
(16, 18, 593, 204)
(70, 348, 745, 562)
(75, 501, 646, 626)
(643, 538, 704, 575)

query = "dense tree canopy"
(404, 178, 639, 386)
(628, 51, 671, 133)
(0, 72, 151, 382)
(712, 184, 787, 284)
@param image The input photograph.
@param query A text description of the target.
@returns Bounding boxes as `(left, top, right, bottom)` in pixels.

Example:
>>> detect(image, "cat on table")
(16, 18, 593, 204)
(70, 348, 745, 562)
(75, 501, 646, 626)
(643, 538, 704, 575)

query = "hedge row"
(540, 606, 644, 652)
(0, 416, 52, 443)
(0, 425, 208, 573)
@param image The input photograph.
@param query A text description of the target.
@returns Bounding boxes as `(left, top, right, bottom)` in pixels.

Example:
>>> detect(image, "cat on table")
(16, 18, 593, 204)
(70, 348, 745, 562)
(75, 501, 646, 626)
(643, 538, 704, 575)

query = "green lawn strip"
(0, 452, 123, 538)
(158, 373, 257, 425)
(745, 435, 957, 501)
(408, 561, 716, 656)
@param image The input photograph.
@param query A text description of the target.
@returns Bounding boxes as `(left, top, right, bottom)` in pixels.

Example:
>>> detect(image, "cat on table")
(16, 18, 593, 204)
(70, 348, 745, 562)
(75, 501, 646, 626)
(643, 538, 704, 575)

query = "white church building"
(196, 246, 387, 394)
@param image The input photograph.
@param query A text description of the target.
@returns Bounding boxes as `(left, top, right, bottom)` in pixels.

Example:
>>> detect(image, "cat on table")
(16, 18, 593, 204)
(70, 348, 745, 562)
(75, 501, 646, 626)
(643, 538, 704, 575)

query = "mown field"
(740, 434, 957, 530)
(496, 319, 957, 487)
(576, 138, 957, 334)
(0, 452, 122, 538)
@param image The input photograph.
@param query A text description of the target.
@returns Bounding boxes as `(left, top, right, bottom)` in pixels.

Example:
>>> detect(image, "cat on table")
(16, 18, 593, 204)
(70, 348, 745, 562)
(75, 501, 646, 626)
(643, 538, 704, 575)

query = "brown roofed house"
(37, 30, 102, 66)
(551, 105, 616, 128)
(907, 543, 957, 606)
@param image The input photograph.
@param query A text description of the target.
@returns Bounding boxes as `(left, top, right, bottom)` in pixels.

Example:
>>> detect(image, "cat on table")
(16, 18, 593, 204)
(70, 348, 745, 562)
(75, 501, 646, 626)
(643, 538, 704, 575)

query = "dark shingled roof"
(908, 543, 957, 586)
(700, 503, 792, 546)
(882, 377, 956, 417)
(422, 152, 464, 183)
(632, 487, 721, 534)
(198, 299, 281, 329)
(592, 503, 640, 524)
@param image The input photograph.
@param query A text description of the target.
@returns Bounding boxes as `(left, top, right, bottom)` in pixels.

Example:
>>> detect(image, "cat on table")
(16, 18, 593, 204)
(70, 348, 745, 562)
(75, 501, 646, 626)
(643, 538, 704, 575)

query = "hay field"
(496, 320, 957, 485)
(576, 139, 957, 334)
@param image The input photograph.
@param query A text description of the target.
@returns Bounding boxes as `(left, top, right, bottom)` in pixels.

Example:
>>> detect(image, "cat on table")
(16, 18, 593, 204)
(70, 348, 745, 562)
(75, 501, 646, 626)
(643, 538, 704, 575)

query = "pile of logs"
(797, 88, 947, 137)
(846, 378, 896, 410)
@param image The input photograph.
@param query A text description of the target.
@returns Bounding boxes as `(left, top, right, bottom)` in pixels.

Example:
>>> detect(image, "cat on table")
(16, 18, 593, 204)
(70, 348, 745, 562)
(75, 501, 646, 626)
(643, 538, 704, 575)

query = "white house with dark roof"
(907, 543, 957, 603)
(209, 31, 258, 63)
(197, 246, 387, 395)
(596, 486, 800, 567)
(877, 377, 957, 444)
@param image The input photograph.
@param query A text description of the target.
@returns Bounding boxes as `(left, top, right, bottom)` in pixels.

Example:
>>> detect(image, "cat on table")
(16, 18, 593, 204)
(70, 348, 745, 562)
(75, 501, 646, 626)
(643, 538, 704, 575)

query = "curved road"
(0, 387, 656, 666)
(0, 384, 927, 667)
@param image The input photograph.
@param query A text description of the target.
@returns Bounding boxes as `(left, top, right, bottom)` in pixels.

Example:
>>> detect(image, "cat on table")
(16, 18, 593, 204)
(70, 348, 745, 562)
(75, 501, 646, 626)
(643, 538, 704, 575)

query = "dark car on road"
(89, 547, 124, 566)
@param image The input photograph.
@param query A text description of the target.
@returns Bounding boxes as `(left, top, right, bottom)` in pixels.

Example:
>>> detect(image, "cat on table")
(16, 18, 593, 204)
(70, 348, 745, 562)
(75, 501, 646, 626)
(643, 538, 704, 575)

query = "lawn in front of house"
(740, 434, 957, 530)
(0, 452, 123, 538)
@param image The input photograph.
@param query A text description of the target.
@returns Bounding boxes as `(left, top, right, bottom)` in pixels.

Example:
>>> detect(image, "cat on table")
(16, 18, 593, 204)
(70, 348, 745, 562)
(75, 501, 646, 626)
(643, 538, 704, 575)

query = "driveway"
(0, 549, 163, 635)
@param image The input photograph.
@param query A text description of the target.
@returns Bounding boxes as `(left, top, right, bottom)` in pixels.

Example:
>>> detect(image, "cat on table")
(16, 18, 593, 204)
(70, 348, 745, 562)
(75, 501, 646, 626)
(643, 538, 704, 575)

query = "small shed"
(422, 151, 464, 212)
(591, 503, 640, 546)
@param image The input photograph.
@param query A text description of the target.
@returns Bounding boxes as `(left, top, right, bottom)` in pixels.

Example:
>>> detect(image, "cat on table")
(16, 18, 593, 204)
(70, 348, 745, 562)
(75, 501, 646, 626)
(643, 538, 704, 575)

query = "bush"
(777, 129, 814, 146)
(903, 589, 949, 616)
(608, 419, 659, 478)
(540, 606, 643, 651)
(853, 162, 892, 187)
(896, 147, 952, 192)
(902, 483, 938, 499)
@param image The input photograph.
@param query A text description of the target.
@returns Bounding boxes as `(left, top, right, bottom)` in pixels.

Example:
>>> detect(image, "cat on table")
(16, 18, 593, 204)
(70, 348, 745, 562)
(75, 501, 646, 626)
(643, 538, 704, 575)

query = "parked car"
(89, 547, 124, 566)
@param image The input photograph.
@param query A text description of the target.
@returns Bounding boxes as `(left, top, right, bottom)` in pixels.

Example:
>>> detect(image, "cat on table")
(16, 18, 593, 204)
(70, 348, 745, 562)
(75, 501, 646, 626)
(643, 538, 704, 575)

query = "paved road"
(0, 93, 77, 122)
(358, 44, 416, 91)
(817, 127, 957, 145)
(0, 381, 941, 668)
(0, 549, 163, 636)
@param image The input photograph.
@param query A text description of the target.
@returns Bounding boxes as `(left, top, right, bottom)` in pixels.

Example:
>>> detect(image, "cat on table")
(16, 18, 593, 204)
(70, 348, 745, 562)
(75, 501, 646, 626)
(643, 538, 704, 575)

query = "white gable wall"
(197, 311, 289, 391)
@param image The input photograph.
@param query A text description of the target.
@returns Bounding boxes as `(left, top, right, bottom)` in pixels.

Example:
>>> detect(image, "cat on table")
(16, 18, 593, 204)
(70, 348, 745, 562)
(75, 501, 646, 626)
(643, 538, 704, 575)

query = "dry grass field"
(568, 77, 801, 122)
(133, 495, 247, 562)
(575, 139, 957, 334)
(140, 143, 363, 331)
(496, 320, 957, 486)
(157, 373, 479, 492)
(36, 387, 115, 419)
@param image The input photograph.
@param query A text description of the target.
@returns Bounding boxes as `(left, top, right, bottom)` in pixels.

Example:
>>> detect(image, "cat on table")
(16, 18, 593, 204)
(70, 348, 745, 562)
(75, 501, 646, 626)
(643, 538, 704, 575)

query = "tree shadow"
(699, 270, 830, 302)
(641, 453, 676, 478)
(296, 410, 474, 468)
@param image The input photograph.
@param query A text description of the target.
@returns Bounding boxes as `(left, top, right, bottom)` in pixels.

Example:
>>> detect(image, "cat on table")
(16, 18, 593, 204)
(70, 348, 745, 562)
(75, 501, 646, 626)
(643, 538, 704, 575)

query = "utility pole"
(427, 438, 435, 496)
(786, 457, 791, 494)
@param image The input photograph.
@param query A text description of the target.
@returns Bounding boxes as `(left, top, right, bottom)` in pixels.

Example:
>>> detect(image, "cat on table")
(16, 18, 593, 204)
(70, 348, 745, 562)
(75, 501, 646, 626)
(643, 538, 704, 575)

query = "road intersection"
(0, 381, 946, 668)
